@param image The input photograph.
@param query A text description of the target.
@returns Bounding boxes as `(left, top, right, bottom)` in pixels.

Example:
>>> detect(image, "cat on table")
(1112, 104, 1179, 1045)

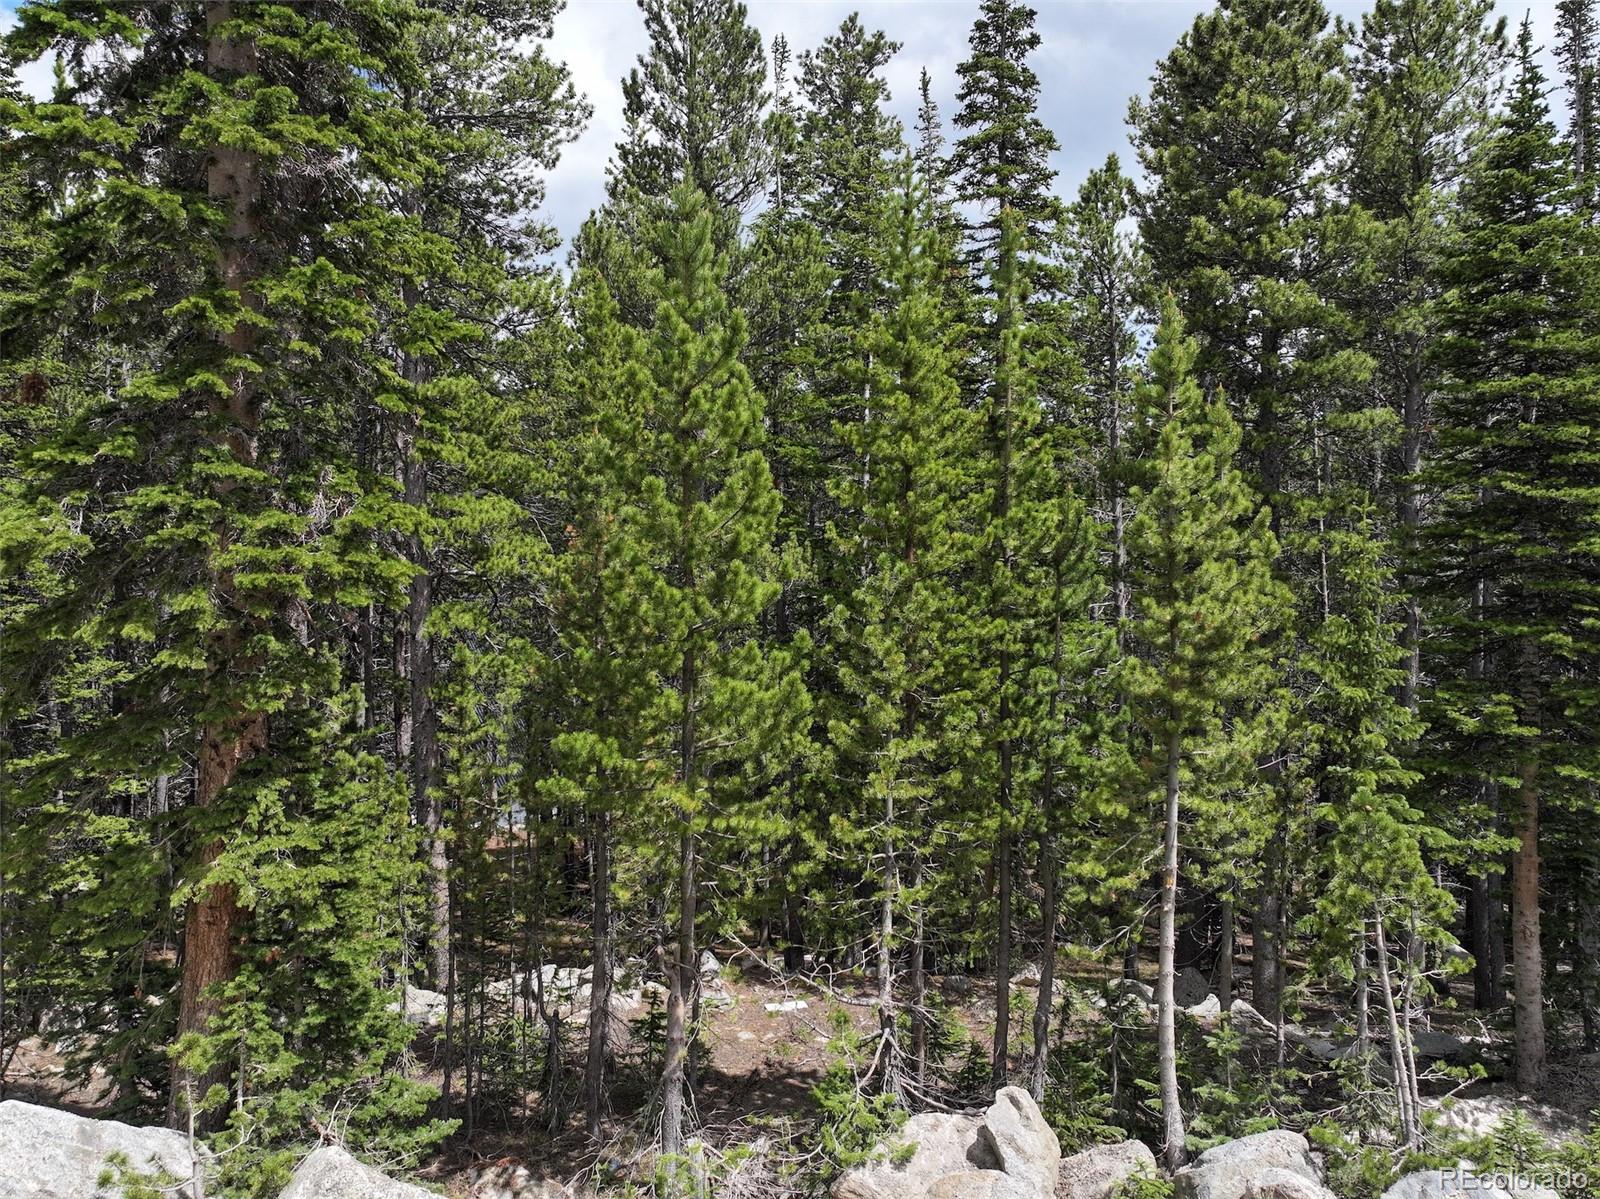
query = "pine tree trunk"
(1030, 582, 1065, 1101)
(1468, 870, 1499, 1009)
(584, 811, 612, 1140)
(1512, 757, 1545, 1092)
(169, 2, 263, 1132)
(1157, 728, 1186, 1171)
(1375, 917, 1419, 1148)
(910, 864, 928, 1087)
(662, 629, 699, 1159)
(878, 782, 897, 1094)
(1252, 838, 1283, 1022)
(403, 422, 448, 989)
(1215, 899, 1234, 1012)
(993, 665, 1013, 1089)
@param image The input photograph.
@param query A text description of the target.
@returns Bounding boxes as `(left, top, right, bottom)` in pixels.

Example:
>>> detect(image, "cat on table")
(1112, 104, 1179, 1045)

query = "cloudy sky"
(1, 0, 1564, 250)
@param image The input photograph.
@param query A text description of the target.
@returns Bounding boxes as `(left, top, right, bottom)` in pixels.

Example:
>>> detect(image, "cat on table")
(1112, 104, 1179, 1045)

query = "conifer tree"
(612, 0, 769, 216)
(1557, 0, 1599, 193)
(949, 0, 1063, 262)
(1132, 0, 1364, 1021)
(584, 185, 807, 1160)
(1427, 22, 1600, 1093)
(826, 159, 978, 1095)
(1124, 299, 1290, 1169)
(1066, 154, 1145, 622)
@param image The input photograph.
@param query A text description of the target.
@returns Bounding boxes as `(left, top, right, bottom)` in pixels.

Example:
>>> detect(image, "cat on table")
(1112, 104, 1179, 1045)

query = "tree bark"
(584, 811, 612, 1141)
(1157, 728, 1186, 1171)
(169, 2, 264, 1132)
(1215, 899, 1234, 1012)
(1512, 757, 1545, 1092)
(661, 625, 699, 1159)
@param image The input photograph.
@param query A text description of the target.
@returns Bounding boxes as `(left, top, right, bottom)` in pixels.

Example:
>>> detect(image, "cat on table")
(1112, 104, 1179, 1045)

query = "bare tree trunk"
(1468, 870, 1498, 1009)
(1030, 581, 1065, 1102)
(1253, 835, 1284, 1023)
(1354, 941, 1371, 1055)
(1215, 899, 1234, 1012)
(910, 862, 928, 1087)
(584, 811, 613, 1140)
(169, 2, 264, 1132)
(993, 663, 1013, 1090)
(1375, 917, 1419, 1148)
(1512, 757, 1545, 1093)
(661, 624, 699, 1158)
(878, 783, 898, 1095)
(1157, 728, 1186, 1171)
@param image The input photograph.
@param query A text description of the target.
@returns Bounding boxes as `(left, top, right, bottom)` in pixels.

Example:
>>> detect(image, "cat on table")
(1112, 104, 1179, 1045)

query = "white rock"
(1186, 995, 1222, 1018)
(1228, 1000, 1275, 1035)
(1011, 963, 1043, 988)
(925, 1171, 1036, 1199)
(831, 1088, 1057, 1199)
(0, 1100, 206, 1199)
(397, 985, 446, 1028)
(764, 999, 808, 1013)
(1173, 1130, 1320, 1199)
(279, 1145, 435, 1199)
(1246, 1167, 1338, 1199)
(977, 1087, 1061, 1197)
(1057, 1140, 1157, 1199)
(699, 950, 722, 978)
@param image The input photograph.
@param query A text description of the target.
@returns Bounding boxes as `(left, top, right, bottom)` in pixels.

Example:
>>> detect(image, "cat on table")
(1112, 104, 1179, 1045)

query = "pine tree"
(1066, 154, 1145, 624)
(1426, 21, 1600, 1093)
(1132, 0, 1366, 1023)
(1557, 0, 1599, 195)
(583, 184, 807, 1161)
(949, 0, 1063, 262)
(825, 158, 978, 1096)
(612, 0, 769, 216)
(1124, 298, 1290, 1169)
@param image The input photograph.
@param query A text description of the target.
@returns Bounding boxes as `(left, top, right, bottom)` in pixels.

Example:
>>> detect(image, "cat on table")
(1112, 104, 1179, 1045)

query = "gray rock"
(976, 1087, 1060, 1196)
(1111, 979, 1155, 1005)
(1382, 1164, 1510, 1199)
(1057, 1140, 1157, 1199)
(0, 1099, 206, 1199)
(398, 986, 446, 1028)
(1173, 967, 1211, 1007)
(1185, 995, 1223, 1019)
(926, 1171, 1035, 1199)
(1410, 1030, 1468, 1062)
(831, 1111, 990, 1199)
(1228, 1000, 1275, 1035)
(831, 1088, 1057, 1199)
(1245, 1167, 1338, 1199)
(1011, 963, 1043, 988)
(943, 974, 976, 998)
(279, 1146, 435, 1199)
(698, 950, 722, 978)
(1173, 1130, 1320, 1199)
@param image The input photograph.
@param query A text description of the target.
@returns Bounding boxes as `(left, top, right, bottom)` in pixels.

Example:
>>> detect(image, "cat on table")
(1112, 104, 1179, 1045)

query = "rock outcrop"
(1173, 1130, 1321, 1199)
(831, 1087, 1059, 1199)
(1, 1099, 205, 1199)
(1057, 1140, 1157, 1199)
(279, 1146, 436, 1199)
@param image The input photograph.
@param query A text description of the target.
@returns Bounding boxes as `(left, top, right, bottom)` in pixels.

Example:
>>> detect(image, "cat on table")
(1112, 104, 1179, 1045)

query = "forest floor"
(6, 948, 1599, 1198)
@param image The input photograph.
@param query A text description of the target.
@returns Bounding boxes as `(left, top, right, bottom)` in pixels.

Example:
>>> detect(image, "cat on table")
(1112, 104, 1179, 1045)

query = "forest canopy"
(2, 2, 1599, 1198)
